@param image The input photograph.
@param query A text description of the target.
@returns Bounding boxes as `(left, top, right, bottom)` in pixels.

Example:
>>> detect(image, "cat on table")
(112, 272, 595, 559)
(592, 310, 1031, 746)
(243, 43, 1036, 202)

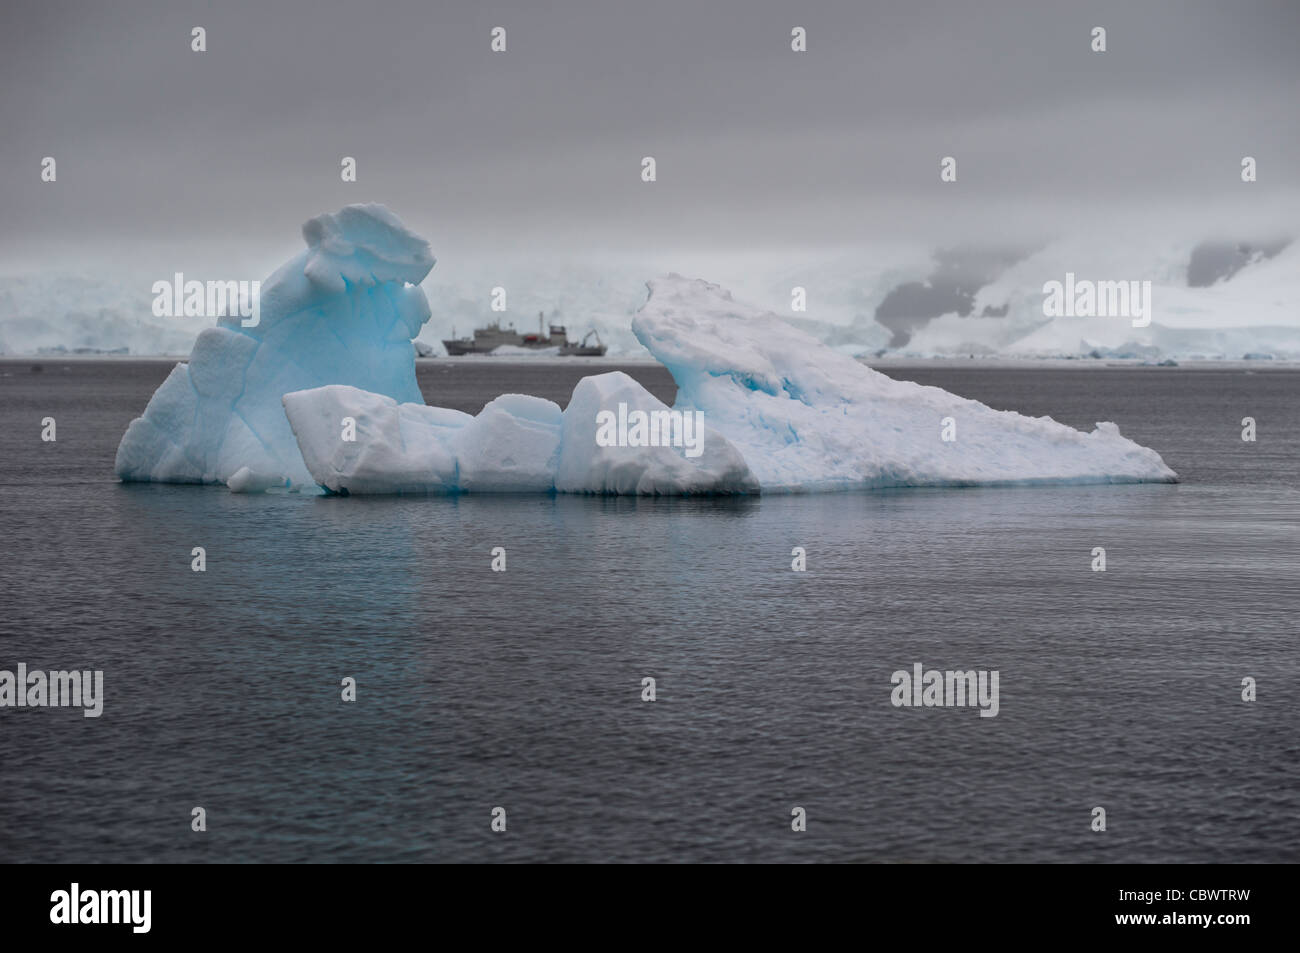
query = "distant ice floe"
(115, 205, 1177, 495)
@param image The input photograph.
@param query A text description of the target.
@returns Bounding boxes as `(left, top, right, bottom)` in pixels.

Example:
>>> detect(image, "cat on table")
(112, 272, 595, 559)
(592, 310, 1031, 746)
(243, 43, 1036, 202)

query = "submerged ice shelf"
(115, 205, 1177, 495)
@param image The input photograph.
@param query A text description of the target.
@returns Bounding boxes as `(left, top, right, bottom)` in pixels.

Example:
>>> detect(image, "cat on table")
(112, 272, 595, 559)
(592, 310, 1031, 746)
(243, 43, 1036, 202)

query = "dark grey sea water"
(0, 359, 1297, 863)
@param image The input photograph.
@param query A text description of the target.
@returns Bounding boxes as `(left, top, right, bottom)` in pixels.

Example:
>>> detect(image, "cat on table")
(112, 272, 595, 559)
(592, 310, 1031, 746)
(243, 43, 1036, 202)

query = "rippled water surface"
(1, 359, 1297, 862)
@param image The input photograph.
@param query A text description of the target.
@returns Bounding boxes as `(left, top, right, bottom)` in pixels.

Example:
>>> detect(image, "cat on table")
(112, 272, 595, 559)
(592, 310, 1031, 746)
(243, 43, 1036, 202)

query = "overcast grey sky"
(2, 0, 1298, 271)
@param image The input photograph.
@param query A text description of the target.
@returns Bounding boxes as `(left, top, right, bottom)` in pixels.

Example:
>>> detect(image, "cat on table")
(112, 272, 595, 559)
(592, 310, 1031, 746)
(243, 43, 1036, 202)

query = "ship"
(558, 329, 606, 357)
(442, 312, 606, 356)
(441, 319, 526, 355)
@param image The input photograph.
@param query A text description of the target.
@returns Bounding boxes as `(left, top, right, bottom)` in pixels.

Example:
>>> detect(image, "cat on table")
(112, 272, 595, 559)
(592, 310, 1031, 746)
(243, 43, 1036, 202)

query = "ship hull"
(443, 339, 575, 355)
(558, 345, 607, 356)
(442, 339, 495, 355)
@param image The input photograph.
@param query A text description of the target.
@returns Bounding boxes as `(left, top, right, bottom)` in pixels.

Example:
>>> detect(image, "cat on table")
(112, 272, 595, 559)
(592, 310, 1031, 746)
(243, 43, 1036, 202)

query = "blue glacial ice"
(114, 204, 434, 487)
(116, 205, 1177, 495)
(283, 277, 1176, 494)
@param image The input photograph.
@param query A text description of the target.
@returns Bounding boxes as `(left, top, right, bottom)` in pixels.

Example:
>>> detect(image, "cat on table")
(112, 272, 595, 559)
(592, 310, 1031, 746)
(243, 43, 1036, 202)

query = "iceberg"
(117, 204, 1176, 495)
(281, 386, 554, 495)
(629, 275, 1176, 490)
(281, 373, 759, 495)
(281, 275, 1175, 495)
(114, 204, 434, 487)
(553, 371, 757, 494)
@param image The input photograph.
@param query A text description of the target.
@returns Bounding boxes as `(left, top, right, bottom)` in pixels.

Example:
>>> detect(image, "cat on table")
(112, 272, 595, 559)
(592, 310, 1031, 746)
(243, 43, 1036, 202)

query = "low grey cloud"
(2, 0, 1297, 271)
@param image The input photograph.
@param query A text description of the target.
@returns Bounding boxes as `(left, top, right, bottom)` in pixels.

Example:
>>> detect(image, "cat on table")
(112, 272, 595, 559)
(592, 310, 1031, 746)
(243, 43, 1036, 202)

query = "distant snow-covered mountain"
(2, 236, 1295, 361)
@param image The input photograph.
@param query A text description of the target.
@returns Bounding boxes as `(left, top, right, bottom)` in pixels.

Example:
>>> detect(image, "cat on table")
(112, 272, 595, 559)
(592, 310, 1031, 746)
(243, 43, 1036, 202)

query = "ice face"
(280, 273, 1174, 495)
(114, 205, 435, 487)
(631, 274, 1177, 491)
(554, 371, 758, 495)
(282, 373, 759, 496)
(116, 201, 1176, 495)
(280, 384, 473, 495)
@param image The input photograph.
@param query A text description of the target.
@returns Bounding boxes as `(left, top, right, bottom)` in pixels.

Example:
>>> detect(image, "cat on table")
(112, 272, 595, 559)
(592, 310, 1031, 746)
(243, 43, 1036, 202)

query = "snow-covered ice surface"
(283, 386, 571, 495)
(554, 371, 757, 494)
(904, 238, 1300, 360)
(282, 374, 758, 496)
(0, 273, 206, 356)
(630, 275, 1176, 491)
(280, 271, 1175, 496)
(114, 205, 434, 488)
